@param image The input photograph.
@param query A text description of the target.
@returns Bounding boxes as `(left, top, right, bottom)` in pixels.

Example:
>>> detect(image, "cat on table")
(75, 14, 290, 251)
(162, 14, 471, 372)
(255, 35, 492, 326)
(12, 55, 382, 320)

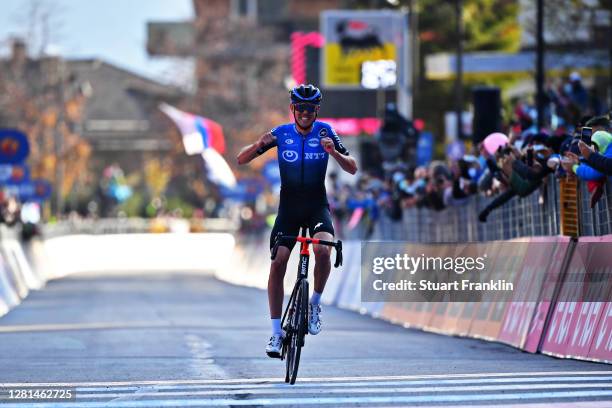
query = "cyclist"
(237, 84, 357, 358)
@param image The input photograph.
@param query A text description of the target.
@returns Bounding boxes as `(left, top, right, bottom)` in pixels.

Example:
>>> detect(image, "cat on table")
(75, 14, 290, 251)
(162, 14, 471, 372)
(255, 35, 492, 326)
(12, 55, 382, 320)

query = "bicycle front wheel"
(286, 279, 308, 385)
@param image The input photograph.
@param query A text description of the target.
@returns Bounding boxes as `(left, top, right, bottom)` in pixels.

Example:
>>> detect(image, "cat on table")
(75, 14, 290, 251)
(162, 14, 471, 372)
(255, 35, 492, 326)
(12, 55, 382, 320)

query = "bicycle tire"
(281, 284, 298, 383)
(287, 279, 308, 384)
(284, 303, 296, 383)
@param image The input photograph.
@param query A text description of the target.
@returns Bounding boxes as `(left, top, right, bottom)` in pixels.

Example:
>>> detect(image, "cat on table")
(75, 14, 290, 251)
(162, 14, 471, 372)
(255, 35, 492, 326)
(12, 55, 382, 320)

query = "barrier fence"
(372, 176, 612, 242)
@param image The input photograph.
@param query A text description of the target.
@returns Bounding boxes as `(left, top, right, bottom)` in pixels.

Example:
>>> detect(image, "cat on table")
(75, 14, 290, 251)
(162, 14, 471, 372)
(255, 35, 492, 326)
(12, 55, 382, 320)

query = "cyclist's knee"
(313, 244, 331, 261)
(270, 247, 290, 273)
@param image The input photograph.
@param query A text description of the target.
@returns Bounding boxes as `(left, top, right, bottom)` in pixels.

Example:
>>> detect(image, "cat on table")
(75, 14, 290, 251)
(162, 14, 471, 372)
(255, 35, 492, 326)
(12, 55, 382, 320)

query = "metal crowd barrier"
(41, 217, 239, 238)
(372, 175, 612, 242)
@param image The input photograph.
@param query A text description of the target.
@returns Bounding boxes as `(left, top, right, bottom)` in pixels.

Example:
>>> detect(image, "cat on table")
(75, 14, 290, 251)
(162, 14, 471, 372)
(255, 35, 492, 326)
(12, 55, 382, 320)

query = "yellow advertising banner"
(324, 43, 396, 86)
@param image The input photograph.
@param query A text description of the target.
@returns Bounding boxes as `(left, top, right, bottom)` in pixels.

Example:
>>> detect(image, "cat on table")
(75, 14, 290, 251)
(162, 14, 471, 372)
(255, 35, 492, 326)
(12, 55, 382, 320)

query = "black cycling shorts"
(269, 199, 335, 251)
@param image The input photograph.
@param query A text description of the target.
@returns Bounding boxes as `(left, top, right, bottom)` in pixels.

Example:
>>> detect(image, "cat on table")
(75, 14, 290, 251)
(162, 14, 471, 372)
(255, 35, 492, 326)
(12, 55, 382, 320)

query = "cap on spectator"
(592, 130, 612, 152)
(569, 71, 582, 82)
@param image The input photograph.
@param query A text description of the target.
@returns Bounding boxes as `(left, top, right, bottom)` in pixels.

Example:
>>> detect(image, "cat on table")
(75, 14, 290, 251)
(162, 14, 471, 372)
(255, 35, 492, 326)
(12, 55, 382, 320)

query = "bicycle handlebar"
(271, 232, 343, 268)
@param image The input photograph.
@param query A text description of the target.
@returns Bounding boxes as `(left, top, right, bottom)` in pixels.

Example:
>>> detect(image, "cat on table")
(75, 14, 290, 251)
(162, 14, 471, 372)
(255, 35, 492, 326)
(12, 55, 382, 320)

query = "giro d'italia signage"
(4, 179, 52, 202)
(0, 164, 30, 184)
(0, 129, 30, 164)
(321, 10, 408, 89)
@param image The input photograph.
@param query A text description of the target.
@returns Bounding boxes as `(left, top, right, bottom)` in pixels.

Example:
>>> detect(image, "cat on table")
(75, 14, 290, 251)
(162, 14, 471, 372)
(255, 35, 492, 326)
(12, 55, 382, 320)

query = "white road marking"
(0, 373, 610, 407)
(1, 390, 612, 407)
(61, 382, 612, 399)
(72, 375, 612, 392)
(2, 371, 610, 387)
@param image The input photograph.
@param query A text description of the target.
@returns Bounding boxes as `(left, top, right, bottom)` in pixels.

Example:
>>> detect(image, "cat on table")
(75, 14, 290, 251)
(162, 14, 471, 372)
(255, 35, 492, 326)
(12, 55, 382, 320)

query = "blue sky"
(0, 0, 194, 86)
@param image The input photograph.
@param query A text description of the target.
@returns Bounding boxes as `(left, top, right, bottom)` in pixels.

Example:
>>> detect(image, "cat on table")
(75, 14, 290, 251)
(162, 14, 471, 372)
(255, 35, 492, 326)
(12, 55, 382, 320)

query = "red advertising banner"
(498, 237, 570, 350)
(586, 234, 612, 363)
(523, 237, 571, 352)
(588, 301, 612, 363)
(540, 237, 611, 361)
(468, 241, 521, 341)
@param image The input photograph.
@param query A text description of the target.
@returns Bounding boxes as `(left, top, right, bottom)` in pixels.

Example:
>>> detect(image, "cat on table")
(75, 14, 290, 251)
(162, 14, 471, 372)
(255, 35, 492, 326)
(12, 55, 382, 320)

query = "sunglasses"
(293, 103, 318, 113)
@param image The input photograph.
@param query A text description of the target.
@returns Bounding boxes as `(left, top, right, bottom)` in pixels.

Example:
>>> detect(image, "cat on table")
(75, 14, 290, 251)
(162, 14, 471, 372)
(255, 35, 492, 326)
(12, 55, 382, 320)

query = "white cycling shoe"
(308, 304, 322, 335)
(265, 332, 284, 358)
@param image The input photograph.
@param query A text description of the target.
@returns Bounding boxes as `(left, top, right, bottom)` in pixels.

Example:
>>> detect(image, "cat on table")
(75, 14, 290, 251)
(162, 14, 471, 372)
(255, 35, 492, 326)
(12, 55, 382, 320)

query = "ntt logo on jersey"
(305, 152, 326, 160)
(282, 150, 298, 162)
(307, 138, 320, 148)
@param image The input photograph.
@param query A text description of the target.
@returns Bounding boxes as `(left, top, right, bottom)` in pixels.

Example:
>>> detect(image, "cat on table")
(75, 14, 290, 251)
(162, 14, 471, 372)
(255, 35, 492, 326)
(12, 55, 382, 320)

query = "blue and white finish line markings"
(1, 371, 611, 407)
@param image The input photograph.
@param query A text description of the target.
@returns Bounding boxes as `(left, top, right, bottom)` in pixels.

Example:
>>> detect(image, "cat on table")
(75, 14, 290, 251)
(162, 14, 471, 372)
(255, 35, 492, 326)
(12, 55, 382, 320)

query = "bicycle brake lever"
(334, 240, 343, 268)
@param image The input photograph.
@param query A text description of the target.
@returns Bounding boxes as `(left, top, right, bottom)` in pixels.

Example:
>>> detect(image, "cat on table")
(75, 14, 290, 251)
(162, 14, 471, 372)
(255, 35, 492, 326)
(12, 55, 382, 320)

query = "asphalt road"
(0, 271, 610, 407)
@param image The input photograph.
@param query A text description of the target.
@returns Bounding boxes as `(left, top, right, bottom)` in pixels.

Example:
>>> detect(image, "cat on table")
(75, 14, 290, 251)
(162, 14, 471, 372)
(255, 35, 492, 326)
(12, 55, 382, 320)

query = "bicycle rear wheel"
(285, 279, 308, 385)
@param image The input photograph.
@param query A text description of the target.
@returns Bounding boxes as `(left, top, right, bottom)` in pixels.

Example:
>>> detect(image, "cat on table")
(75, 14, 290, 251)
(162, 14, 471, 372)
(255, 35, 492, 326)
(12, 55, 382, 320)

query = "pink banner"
(498, 237, 570, 351)
(586, 234, 612, 363)
(540, 237, 611, 361)
(588, 302, 612, 363)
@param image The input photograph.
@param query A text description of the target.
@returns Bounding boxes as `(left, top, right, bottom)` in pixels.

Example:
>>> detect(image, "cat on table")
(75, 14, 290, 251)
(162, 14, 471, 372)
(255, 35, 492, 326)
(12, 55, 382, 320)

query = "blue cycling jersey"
(257, 121, 349, 200)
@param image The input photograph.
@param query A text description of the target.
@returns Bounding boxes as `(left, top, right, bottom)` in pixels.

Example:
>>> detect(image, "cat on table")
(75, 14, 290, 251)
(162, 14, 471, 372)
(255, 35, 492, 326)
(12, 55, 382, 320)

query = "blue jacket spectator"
(572, 131, 612, 180)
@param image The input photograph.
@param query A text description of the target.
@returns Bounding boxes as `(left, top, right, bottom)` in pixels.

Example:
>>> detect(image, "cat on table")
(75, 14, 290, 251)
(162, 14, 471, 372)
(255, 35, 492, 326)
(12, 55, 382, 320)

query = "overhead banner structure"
(321, 10, 408, 90)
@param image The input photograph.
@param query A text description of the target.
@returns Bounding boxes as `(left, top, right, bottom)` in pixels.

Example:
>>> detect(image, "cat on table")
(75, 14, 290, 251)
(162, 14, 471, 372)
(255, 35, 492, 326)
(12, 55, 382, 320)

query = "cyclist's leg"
(308, 205, 335, 296)
(268, 209, 299, 320)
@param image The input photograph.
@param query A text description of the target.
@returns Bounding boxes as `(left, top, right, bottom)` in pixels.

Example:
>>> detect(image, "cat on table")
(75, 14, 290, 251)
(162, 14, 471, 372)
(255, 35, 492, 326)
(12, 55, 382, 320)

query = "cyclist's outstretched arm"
(321, 137, 358, 175)
(237, 132, 277, 165)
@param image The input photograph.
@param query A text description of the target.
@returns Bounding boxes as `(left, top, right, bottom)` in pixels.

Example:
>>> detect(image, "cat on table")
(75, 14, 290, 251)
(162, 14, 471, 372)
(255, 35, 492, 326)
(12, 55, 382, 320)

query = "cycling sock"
(310, 291, 322, 305)
(271, 318, 282, 335)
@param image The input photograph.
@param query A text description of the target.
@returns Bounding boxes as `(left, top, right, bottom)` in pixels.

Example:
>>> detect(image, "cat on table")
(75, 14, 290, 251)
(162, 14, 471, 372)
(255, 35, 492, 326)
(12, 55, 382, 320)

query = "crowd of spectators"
(328, 72, 611, 237)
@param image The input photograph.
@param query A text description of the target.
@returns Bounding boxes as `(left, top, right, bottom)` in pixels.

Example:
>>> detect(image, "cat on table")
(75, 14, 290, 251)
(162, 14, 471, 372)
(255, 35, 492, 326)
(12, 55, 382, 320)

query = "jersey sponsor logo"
(282, 150, 299, 162)
(314, 222, 323, 230)
(307, 138, 320, 148)
(305, 152, 326, 160)
(285, 138, 294, 145)
(319, 128, 328, 138)
(271, 127, 277, 133)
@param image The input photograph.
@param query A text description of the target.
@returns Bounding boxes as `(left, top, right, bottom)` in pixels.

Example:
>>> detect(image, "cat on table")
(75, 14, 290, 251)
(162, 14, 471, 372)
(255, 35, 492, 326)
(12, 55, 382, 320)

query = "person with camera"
(478, 142, 553, 222)
(564, 130, 612, 177)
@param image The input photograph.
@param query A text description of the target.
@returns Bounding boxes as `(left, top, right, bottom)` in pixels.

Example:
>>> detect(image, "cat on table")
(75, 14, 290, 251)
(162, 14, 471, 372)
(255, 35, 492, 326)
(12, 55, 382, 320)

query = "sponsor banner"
(321, 10, 405, 88)
(0, 129, 29, 164)
(588, 301, 612, 363)
(380, 302, 435, 330)
(466, 241, 510, 340)
(523, 237, 571, 352)
(540, 237, 611, 361)
(0, 164, 29, 184)
(498, 237, 570, 350)
(587, 234, 612, 363)
(425, 243, 475, 336)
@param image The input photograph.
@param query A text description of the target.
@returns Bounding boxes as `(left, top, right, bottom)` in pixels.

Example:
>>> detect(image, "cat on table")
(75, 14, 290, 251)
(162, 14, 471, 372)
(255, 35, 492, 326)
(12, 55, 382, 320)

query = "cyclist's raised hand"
(321, 137, 334, 153)
(257, 132, 276, 149)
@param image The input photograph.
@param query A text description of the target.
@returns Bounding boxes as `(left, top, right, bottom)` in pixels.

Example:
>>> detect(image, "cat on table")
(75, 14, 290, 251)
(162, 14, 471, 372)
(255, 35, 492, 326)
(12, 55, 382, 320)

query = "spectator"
(566, 131, 612, 177)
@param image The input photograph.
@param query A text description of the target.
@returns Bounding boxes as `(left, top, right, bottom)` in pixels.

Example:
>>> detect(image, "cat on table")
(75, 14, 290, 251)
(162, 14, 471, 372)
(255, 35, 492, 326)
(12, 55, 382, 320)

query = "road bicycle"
(271, 227, 343, 384)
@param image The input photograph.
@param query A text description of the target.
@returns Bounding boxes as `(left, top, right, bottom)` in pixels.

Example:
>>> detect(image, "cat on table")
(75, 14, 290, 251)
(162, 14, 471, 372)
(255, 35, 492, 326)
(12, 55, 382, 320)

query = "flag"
(160, 103, 236, 188)
(202, 149, 237, 188)
(159, 103, 226, 155)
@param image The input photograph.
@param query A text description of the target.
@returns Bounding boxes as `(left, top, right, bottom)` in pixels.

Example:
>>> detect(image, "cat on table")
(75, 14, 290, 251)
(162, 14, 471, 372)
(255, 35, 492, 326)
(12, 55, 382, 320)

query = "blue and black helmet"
(289, 84, 322, 105)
